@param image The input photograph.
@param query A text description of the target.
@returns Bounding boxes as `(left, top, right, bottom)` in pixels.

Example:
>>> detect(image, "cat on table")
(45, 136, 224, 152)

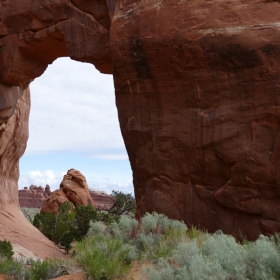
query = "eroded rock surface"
(110, 0, 280, 239)
(1, 0, 280, 249)
(0, 0, 111, 258)
(19, 185, 51, 208)
(89, 190, 114, 210)
(41, 169, 94, 214)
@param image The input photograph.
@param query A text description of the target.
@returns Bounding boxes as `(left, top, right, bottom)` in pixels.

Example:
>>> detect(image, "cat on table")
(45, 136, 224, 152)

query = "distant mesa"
(19, 185, 51, 208)
(19, 176, 114, 211)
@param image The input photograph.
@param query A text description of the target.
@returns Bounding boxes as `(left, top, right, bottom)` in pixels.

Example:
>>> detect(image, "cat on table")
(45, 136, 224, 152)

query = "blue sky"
(19, 57, 133, 194)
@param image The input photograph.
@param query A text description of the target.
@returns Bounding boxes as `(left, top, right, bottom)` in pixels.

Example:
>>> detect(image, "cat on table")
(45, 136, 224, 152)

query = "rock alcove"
(1, 0, 280, 258)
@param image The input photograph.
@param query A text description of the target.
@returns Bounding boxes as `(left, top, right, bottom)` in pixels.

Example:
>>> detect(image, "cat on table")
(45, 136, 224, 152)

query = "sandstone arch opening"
(2, 0, 280, 259)
(19, 57, 132, 196)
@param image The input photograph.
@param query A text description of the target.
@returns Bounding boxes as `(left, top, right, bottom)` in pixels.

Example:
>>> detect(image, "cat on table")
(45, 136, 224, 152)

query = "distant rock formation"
(19, 184, 114, 211)
(89, 190, 114, 211)
(41, 169, 95, 214)
(19, 185, 51, 208)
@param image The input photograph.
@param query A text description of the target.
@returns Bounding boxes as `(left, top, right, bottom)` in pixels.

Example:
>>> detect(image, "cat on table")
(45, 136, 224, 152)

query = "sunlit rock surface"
(41, 169, 95, 214)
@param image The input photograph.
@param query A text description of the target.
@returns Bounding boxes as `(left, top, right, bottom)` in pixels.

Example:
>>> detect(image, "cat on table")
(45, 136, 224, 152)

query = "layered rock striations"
(1, 0, 280, 253)
(41, 169, 95, 214)
(89, 190, 114, 210)
(110, 0, 280, 239)
(19, 185, 51, 208)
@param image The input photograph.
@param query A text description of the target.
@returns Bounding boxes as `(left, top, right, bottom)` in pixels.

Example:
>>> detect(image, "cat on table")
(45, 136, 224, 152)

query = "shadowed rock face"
(111, 0, 280, 240)
(1, 0, 280, 257)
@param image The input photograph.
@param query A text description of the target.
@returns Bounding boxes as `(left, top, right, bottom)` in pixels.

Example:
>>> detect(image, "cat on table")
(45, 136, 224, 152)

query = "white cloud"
(20, 170, 60, 189)
(87, 180, 134, 195)
(26, 57, 126, 159)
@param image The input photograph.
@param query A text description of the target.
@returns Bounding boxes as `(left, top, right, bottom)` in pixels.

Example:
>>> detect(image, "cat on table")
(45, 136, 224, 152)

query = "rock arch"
(1, 0, 280, 257)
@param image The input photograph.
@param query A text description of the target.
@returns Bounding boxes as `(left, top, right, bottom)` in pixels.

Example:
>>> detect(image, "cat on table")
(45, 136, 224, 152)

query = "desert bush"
(108, 190, 136, 216)
(144, 231, 280, 280)
(33, 202, 99, 252)
(0, 257, 23, 279)
(109, 215, 138, 243)
(0, 240, 14, 260)
(244, 235, 280, 279)
(142, 258, 181, 280)
(187, 226, 201, 239)
(88, 212, 187, 262)
(75, 234, 137, 280)
(74, 204, 98, 239)
(26, 258, 68, 280)
(200, 231, 246, 278)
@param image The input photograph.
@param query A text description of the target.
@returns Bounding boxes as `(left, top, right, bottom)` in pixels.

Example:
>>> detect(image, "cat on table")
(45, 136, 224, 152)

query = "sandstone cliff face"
(110, 0, 280, 239)
(0, 90, 66, 259)
(0, 0, 112, 259)
(41, 169, 95, 214)
(89, 190, 114, 210)
(19, 185, 51, 208)
(1, 0, 280, 252)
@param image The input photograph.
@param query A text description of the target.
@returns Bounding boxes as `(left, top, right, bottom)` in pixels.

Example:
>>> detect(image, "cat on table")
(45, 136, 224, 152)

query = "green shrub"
(33, 202, 98, 252)
(87, 221, 106, 236)
(244, 235, 280, 279)
(74, 204, 98, 239)
(0, 257, 23, 278)
(88, 212, 187, 262)
(188, 226, 201, 239)
(0, 240, 14, 260)
(108, 190, 136, 216)
(76, 235, 136, 280)
(143, 231, 280, 280)
(109, 215, 138, 243)
(26, 258, 67, 280)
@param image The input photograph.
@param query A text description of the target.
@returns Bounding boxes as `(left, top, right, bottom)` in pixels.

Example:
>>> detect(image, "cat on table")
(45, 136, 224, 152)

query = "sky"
(18, 57, 133, 195)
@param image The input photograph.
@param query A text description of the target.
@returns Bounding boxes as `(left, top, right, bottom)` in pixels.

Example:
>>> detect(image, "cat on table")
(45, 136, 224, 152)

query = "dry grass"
(21, 207, 40, 223)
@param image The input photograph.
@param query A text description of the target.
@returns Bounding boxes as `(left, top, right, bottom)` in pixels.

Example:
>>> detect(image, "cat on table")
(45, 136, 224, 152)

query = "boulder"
(41, 169, 94, 214)
(40, 189, 70, 214)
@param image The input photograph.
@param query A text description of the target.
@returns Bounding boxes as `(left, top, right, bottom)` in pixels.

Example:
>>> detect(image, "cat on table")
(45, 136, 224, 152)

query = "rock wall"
(19, 185, 51, 208)
(111, 0, 280, 240)
(0, 0, 112, 259)
(0, 0, 280, 254)
(90, 190, 114, 210)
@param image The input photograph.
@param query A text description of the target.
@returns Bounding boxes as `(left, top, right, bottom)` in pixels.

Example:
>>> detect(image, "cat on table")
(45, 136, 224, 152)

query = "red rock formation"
(0, 0, 111, 259)
(41, 189, 71, 214)
(89, 190, 114, 210)
(110, 0, 280, 240)
(1, 0, 280, 250)
(19, 185, 51, 208)
(41, 169, 94, 214)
